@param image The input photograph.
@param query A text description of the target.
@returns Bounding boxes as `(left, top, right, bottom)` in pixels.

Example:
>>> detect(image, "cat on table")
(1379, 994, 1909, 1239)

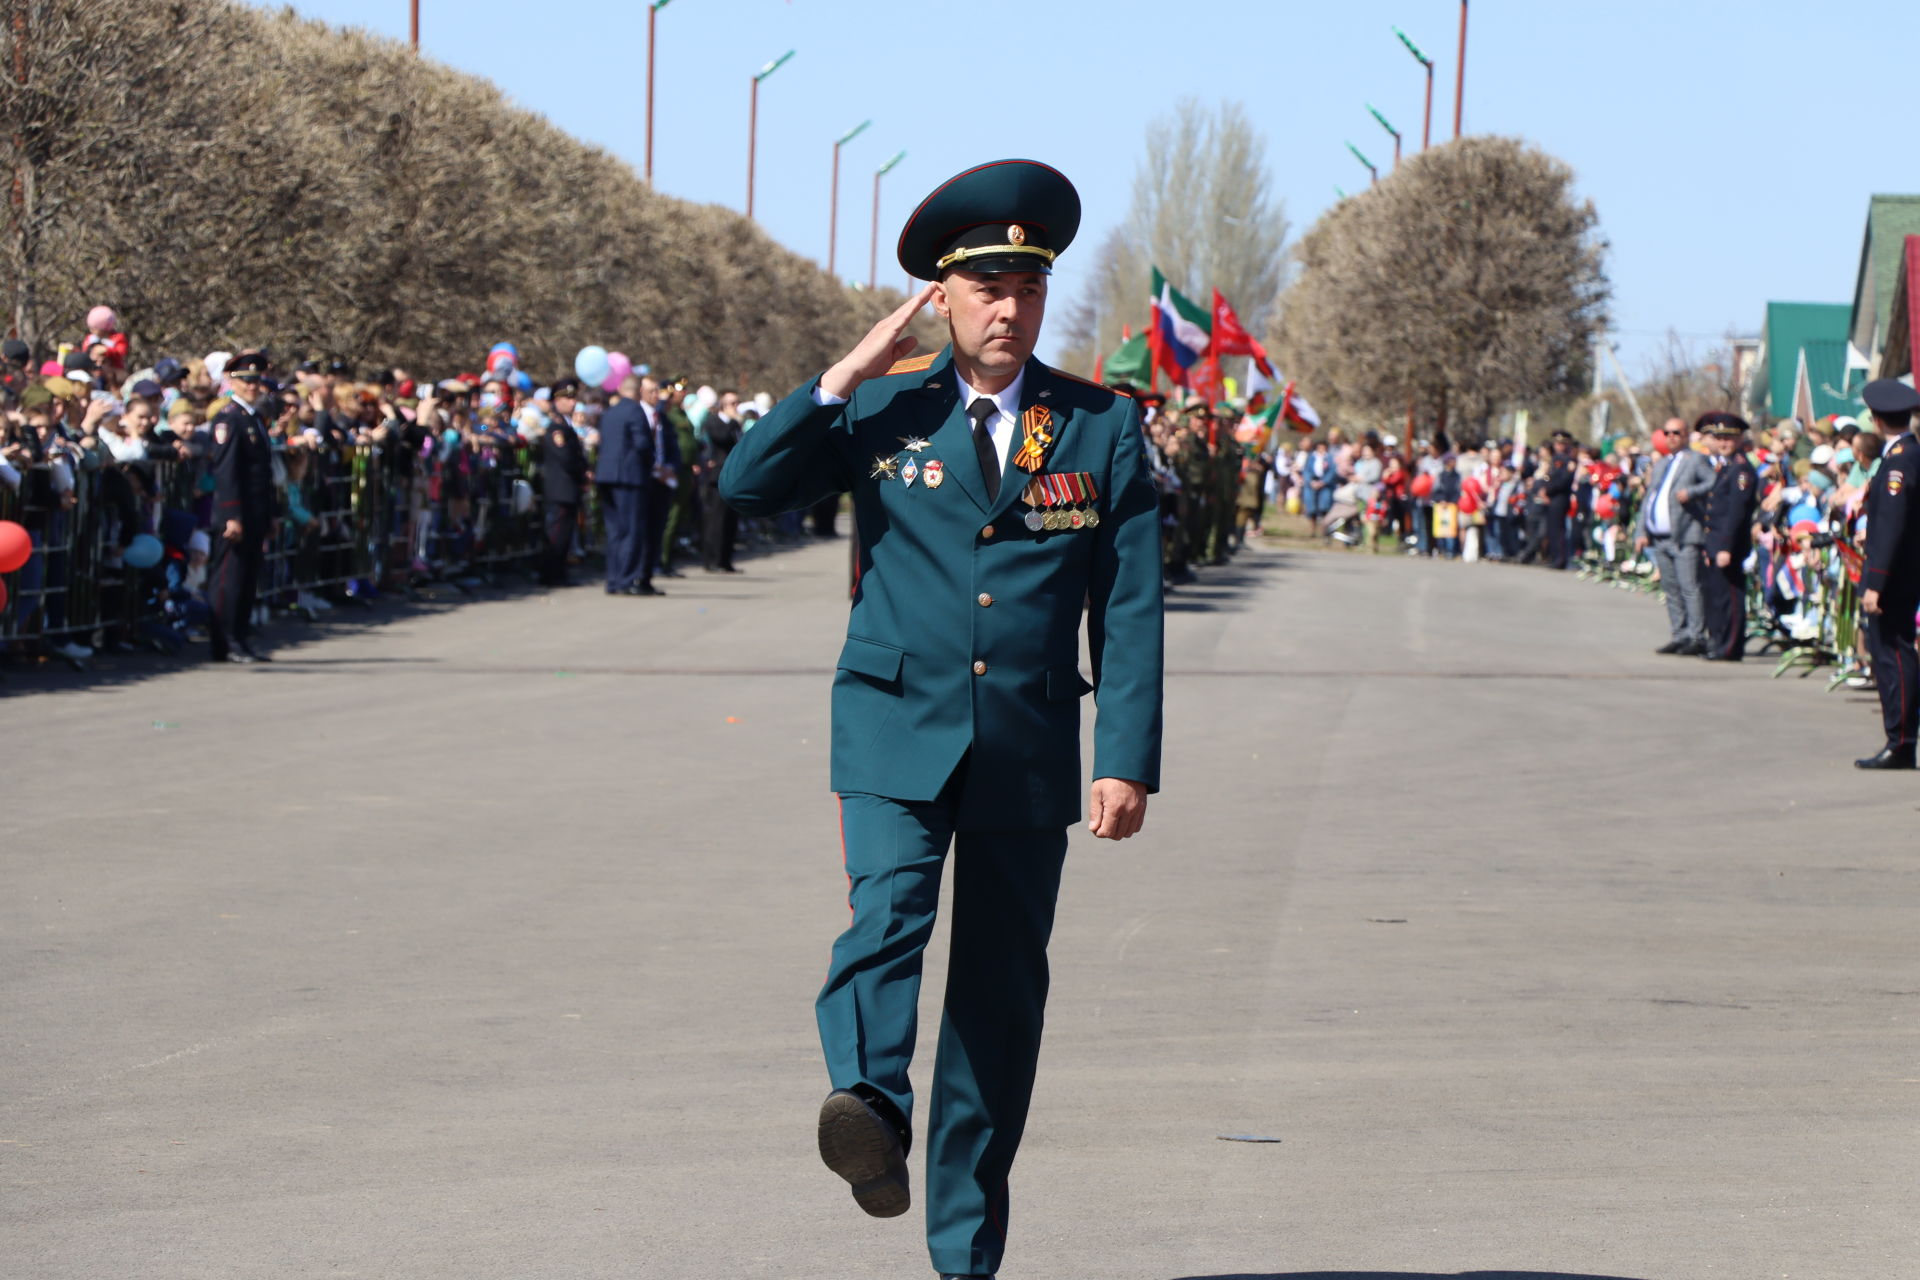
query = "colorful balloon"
(1410, 473, 1435, 499)
(123, 533, 163, 569)
(0, 519, 29, 573)
(573, 345, 611, 386)
(601, 351, 632, 392)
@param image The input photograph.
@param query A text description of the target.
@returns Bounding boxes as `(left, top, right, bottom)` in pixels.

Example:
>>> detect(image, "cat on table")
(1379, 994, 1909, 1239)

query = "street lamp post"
(1454, 0, 1468, 139)
(1346, 142, 1378, 187)
(1366, 104, 1402, 170)
(870, 150, 905, 291)
(1393, 26, 1434, 150)
(746, 49, 795, 220)
(828, 119, 871, 280)
(409, 0, 418, 49)
(646, 0, 671, 185)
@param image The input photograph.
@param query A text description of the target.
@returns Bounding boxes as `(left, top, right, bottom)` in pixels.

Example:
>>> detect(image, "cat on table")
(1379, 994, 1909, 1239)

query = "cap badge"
(1008, 224, 1027, 246)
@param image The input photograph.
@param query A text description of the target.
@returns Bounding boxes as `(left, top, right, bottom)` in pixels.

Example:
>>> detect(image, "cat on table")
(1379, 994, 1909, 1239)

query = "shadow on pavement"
(1, 533, 824, 698)
(1165, 549, 1289, 614)
(1174, 1271, 1652, 1280)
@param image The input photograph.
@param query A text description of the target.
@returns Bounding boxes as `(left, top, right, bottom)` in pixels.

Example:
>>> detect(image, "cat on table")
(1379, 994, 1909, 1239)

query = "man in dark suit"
(1855, 378, 1920, 769)
(699, 388, 743, 572)
(722, 159, 1163, 1280)
(644, 376, 682, 584)
(594, 374, 658, 596)
(1698, 413, 1759, 661)
(538, 377, 589, 587)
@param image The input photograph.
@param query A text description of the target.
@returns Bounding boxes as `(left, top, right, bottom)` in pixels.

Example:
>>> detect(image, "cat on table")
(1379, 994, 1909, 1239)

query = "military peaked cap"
(897, 159, 1080, 281)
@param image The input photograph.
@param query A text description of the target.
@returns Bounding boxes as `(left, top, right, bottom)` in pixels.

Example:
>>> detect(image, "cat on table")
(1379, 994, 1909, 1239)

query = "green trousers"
(818, 780, 1068, 1277)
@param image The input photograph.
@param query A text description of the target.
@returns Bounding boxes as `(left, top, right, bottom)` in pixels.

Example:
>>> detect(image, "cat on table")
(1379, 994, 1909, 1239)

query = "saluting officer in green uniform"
(720, 160, 1165, 1280)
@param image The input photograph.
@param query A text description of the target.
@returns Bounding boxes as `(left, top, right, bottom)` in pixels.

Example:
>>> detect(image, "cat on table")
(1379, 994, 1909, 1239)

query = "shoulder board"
(884, 354, 938, 376)
(1047, 367, 1132, 398)
(1890, 439, 1908, 456)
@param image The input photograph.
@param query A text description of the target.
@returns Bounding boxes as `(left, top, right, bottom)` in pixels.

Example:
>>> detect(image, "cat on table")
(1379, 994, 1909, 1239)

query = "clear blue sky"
(276, 0, 1911, 378)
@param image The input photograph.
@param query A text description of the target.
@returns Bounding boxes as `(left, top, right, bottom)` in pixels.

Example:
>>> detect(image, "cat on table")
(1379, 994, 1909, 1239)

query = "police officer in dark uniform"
(1543, 430, 1576, 568)
(1697, 412, 1758, 662)
(538, 377, 589, 587)
(1854, 378, 1920, 769)
(207, 351, 276, 663)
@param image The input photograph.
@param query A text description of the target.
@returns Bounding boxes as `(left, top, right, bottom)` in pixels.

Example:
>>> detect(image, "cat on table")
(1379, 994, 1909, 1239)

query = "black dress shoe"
(1854, 746, 1917, 770)
(238, 644, 272, 662)
(660, 567, 685, 578)
(1680, 639, 1705, 655)
(1655, 640, 1684, 654)
(623, 582, 660, 596)
(817, 1089, 910, 1218)
(1702, 652, 1740, 662)
(217, 650, 255, 664)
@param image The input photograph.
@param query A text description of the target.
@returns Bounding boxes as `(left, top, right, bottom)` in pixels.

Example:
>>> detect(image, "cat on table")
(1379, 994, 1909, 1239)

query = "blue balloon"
(123, 533, 163, 569)
(574, 345, 611, 386)
(512, 370, 533, 391)
(489, 341, 519, 358)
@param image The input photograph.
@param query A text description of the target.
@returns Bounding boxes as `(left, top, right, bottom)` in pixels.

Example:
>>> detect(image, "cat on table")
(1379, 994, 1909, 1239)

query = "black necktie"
(968, 397, 1000, 502)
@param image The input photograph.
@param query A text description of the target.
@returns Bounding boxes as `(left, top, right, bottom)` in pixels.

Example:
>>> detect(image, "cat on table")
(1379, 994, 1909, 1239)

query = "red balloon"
(1410, 473, 1435, 499)
(1594, 495, 1619, 521)
(0, 520, 30, 574)
(1458, 490, 1479, 516)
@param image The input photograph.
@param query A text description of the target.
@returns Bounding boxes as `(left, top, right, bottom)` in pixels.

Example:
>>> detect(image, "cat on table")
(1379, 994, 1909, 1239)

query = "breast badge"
(923, 460, 944, 489)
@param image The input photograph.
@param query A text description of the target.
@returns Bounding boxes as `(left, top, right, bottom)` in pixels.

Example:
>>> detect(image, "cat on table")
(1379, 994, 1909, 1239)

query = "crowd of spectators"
(0, 308, 817, 672)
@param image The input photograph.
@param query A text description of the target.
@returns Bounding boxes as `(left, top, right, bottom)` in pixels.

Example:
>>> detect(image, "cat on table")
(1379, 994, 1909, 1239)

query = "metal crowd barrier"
(0, 437, 603, 659)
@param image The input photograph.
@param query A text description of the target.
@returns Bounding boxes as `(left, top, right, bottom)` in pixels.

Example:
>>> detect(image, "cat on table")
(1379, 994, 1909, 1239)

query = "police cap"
(897, 159, 1080, 281)
(1861, 377, 1920, 416)
(549, 377, 582, 400)
(1694, 410, 1750, 437)
(226, 351, 270, 380)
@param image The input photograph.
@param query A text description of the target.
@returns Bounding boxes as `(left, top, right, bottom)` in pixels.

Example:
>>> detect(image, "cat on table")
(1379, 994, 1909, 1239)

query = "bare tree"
(1058, 99, 1289, 377)
(1272, 135, 1609, 438)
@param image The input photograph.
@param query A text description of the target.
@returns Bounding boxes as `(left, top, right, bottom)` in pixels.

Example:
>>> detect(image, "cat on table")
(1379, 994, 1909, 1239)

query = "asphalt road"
(6, 539, 1916, 1280)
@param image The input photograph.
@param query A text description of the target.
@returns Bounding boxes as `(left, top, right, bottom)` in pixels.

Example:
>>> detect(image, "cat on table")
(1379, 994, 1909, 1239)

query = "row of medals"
(876, 440, 1099, 532)
(1026, 504, 1098, 532)
(1022, 474, 1100, 532)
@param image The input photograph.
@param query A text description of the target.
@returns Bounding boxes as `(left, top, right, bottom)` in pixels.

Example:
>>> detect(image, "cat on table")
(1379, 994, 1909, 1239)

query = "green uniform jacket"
(720, 348, 1165, 830)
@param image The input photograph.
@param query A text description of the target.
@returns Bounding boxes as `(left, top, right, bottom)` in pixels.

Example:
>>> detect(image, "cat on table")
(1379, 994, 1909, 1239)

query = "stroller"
(1320, 483, 1364, 545)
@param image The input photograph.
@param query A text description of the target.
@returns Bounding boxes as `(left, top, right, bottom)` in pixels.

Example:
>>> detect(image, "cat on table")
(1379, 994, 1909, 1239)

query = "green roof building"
(1850, 194, 1920, 373)
(1753, 301, 1859, 423)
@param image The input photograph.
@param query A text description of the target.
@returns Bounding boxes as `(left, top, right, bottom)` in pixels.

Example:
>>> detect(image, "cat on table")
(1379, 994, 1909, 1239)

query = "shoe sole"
(816, 1092, 909, 1218)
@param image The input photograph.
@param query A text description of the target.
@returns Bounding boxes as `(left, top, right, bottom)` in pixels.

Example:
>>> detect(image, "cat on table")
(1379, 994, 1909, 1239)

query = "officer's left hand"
(1089, 777, 1148, 840)
(1714, 550, 1731, 568)
(1863, 588, 1882, 616)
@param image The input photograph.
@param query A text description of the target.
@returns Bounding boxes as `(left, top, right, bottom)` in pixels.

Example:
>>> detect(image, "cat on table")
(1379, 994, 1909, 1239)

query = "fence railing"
(0, 438, 598, 652)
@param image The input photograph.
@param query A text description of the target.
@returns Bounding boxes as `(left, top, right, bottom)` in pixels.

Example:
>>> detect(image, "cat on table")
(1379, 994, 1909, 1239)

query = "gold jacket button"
(981, 525, 995, 539)
(972, 660, 987, 676)
(977, 593, 993, 607)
